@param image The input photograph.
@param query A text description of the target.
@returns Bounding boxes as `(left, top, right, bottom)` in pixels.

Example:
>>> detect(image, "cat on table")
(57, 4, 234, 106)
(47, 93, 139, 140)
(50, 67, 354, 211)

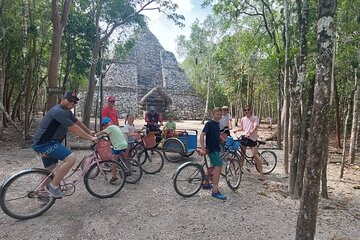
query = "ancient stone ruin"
(79, 29, 205, 120)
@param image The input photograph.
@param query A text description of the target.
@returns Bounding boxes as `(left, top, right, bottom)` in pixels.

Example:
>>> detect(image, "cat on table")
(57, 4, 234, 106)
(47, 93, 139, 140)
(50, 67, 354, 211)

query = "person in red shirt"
(102, 96, 119, 126)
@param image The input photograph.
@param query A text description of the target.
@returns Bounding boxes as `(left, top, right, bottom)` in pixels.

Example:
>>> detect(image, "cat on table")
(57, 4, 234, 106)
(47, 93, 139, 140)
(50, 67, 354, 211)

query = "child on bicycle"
(97, 117, 128, 184)
(123, 114, 141, 146)
(162, 113, 176, 138)
(199, 107, 226, 200)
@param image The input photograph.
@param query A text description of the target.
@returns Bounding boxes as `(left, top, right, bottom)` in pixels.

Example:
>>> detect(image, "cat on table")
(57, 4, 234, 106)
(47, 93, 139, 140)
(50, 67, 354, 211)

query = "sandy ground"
(0, 120, 359, 240)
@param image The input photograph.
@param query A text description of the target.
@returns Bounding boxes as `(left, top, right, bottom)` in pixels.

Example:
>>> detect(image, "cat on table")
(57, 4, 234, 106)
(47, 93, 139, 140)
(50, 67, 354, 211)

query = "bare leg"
(240, 146, 246, 168)
(111, 153, 120, 178)
(211, 166, 222, 193)
(51, 153, 76, 186)
(251, 146, 264, 180)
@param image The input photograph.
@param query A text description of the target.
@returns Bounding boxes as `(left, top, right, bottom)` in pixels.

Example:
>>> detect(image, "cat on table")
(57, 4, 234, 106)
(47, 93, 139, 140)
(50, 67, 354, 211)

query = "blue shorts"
(208, 152, 223, 167)
(112, 149, 126, 155)
(32, 141, 72, 168)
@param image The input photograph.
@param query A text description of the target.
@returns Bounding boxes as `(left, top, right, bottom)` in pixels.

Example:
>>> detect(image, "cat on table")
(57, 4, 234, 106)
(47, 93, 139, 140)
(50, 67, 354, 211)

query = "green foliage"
(114, 38, 136, 61)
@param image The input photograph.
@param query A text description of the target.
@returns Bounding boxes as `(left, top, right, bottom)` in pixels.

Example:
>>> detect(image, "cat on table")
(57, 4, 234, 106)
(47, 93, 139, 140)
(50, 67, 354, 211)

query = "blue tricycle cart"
(162, 129, 198, 163)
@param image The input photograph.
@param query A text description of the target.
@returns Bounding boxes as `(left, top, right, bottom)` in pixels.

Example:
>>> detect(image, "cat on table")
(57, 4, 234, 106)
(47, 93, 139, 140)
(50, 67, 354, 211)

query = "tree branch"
(0, 101, 23, 133)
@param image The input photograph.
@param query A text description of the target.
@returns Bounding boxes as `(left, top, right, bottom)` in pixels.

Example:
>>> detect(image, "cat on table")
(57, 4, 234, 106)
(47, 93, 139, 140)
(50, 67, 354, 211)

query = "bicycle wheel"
(84, 160, 126, 198)
(0, 168, 56, 220)
(122, 158, 143, 184)
(225, 154, 242, 190)
(163, 138, 184, 163)
(256, 150, 277, 174)
(138, 149, 164, 174)
(173, 163, 204, 197)
(129, 143, 144, 159)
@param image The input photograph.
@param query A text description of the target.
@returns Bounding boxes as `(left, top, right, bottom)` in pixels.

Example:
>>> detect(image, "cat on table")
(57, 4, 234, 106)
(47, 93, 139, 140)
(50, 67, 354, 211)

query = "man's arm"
(68, 124, 97, 141)
(199, 132, 207, 155)
(250, 119, 259, 135)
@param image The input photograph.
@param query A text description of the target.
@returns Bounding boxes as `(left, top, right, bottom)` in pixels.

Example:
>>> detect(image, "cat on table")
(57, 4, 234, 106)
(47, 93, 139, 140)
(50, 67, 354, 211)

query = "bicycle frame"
(33, 150, 105, 197)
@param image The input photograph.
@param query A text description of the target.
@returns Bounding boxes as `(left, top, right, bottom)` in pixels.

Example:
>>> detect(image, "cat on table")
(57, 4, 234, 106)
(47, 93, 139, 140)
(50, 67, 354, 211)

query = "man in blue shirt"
(32, 91, 97, 198)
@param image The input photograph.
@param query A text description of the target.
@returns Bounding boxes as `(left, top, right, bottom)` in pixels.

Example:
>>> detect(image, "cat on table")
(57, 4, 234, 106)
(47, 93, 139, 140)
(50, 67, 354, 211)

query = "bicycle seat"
(257, 140, 266, 145)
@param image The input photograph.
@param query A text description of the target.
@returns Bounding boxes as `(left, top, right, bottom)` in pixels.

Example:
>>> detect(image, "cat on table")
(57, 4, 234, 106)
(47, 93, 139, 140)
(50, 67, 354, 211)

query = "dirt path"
(0, 120, 359, 240)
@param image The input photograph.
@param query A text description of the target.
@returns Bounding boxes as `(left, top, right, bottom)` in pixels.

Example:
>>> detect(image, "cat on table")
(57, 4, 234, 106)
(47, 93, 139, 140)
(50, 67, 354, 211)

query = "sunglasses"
(68, 99, 78, 104)
(243, 109, 250, 112)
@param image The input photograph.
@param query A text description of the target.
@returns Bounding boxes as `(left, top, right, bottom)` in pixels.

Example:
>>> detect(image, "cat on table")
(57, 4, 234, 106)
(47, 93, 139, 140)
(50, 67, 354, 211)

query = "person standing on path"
(199, 107, 226, 200)
(233, 105, 265, 181)
(102, 96, 119, 126)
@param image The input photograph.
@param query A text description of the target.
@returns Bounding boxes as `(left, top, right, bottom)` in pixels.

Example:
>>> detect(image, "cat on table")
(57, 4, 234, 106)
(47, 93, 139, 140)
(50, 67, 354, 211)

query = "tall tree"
(283, 0, 291, 174)
(47, 0, 71, 110)
(296, 0, 337, 239)
(289, 0, 310, 198)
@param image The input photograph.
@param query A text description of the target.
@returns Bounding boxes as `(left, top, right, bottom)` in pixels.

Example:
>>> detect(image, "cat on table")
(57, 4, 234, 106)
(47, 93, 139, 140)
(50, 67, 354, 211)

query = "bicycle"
(117, 154, 143, 184)
(127, 132, 164, 174)
(235, 135, 277, 174)
(0, 141, 126, 220)
(172, 147, 242, 198)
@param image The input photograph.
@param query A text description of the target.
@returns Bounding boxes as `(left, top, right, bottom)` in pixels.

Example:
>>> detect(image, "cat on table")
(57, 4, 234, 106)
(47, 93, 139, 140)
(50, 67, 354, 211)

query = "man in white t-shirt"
(234, 105, 264, 181)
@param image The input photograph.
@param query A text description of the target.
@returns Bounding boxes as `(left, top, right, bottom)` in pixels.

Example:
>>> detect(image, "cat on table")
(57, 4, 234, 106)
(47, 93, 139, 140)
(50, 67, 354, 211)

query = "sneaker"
(45, 184, 64, 199)
(212, 192, 227, 200)
(202, 183, 213, 190)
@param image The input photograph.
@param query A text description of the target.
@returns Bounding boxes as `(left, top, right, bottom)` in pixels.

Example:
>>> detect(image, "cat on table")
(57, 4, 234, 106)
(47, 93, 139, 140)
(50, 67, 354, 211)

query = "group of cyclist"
(32, 91, 264, 200)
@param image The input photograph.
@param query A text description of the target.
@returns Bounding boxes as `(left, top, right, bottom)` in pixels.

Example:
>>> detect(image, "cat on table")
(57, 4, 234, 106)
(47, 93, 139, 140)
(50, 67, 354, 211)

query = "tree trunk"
(82, 6, 101, 127)
(295, 0, 336, 239)
(290, 0, 309, 198)
(0, 101, 22, 133)
(321, 136, 329, 199)
(201, 76, 210, 124)
(0, 57, 4, 135)
(46, 0, 71, 111)
(24, 0, 36, 139)
(340, 102, 351, 178)
(294, 75, 314, 198)
(348, 67, 359, 163)
(283, 0, 290, 175)
(334, 81, 341, 148)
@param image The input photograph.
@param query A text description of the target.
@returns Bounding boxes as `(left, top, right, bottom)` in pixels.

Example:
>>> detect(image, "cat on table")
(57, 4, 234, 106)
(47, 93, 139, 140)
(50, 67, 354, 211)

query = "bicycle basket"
(96, 139, 112, 160)
(225, 136, 240, 151)
(142, 133, 157, 149)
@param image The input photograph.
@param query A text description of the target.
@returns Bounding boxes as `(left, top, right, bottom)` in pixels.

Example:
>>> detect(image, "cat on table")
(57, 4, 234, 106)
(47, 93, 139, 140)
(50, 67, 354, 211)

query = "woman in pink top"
(234, 105, 265, 181)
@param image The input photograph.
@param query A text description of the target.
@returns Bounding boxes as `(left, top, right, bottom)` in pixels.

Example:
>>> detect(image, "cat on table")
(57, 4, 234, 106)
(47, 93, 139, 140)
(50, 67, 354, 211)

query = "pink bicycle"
(0, 142, 126, 220)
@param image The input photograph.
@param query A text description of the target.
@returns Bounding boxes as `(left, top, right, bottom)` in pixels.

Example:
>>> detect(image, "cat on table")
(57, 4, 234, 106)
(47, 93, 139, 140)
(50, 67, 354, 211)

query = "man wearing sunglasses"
(233, 106, 265, 181)
(32, 91, 97, 198)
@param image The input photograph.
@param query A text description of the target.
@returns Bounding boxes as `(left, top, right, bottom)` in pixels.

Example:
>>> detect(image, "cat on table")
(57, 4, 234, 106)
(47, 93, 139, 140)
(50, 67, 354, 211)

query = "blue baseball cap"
(63, 91, 79, 101)
(101, 117, 111, 126)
